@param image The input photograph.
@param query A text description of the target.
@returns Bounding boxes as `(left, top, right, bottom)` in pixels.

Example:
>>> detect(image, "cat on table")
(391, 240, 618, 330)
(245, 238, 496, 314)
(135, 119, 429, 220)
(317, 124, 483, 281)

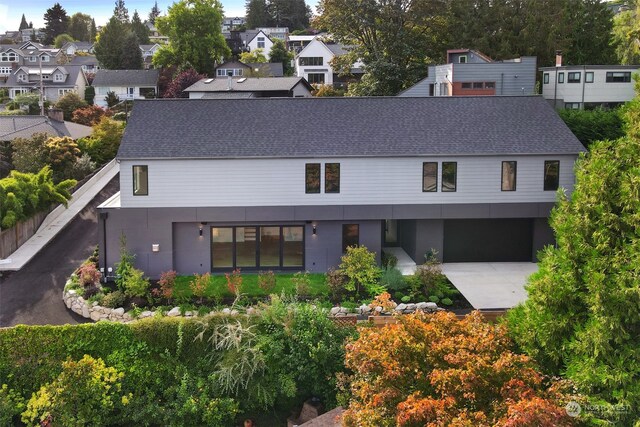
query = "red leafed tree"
(341, 311, 579, 427)
(163, 68, 207, 98)
(71, 105, 111, 126)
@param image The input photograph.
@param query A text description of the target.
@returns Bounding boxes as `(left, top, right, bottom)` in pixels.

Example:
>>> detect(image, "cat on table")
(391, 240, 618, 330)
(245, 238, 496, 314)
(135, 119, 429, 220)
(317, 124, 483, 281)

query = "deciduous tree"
(154, 0, 230, 75)
(612, 0, 640, 64)
(239, 48, 267, 64)
(163, 68, 206, 98)
(68, 12, 93, 42)
(55, 91, 87, 120)
(54, 33, 74, 48)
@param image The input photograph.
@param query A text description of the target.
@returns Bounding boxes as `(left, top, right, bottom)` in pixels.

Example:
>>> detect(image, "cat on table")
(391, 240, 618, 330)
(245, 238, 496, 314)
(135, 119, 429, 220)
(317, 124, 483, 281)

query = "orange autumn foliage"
(341, 311, 578, 427)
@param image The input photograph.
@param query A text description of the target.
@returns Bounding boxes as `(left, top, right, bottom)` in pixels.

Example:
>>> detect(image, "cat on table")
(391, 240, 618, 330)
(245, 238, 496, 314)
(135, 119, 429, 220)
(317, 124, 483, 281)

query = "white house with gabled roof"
(294, 38, 363, 87)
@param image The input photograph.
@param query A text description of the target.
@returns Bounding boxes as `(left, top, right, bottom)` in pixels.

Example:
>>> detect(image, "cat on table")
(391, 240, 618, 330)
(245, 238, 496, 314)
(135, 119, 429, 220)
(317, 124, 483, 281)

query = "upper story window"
(568, 72, 580, 83)
(484, 82, 495, 89)
(558, 72, 565, 83)
(461, 82, 471, 89)
(606, 71, 631, 83)
(299, 57, 323, 66)
(41, 55, 50, 62)
(325, 163, 340, 193)
(28, 55, 37, 62)
(458, 55, 467, 63)
(17, 73, 27, 82)
(305, 163, 320, 193)
(544, 160, 559, 191)
(257, 36, 265, 49)
(217, 68, 243, 77)
(422, 162, 437, 192)
(543, 73, 549, 84)
(585, 72, 594, 83)
(133, 165, 148, 196)
(1, 52, 17, 62)
(307, 73, 324, 84)
(442, 162, 457, 192)
(501, 161, 517, 191)
(54, 73, 64, 82)
(0, 67, 11, 75)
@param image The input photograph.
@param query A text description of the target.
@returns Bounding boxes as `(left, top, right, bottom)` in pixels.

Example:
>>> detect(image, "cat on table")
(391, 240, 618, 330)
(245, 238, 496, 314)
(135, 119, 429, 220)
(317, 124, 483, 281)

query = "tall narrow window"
(236, 227, 257, 268)
(501, 161, 517, 191)
(211, 227, 234, 268)
(342, 224, 359, 253)
(585, 72, 594, 83)
(325, 163, 340, 193)
(442, 162, 457, 192)
(132, 165, 148, 195)
(543, 73, 549, 84)
(259, 227, 281, 267)
(282, 226, 304, 267)
(422, 162, 437, 192)
(558, 72, 564, 83)
(544, 160, 560, 191)
(305, 163, 320, 193)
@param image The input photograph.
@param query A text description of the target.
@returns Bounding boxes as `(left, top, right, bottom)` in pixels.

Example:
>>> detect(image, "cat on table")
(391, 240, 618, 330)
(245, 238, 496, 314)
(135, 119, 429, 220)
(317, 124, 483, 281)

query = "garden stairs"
(0, 159, 119, 271)
(382, 247, 417, 275)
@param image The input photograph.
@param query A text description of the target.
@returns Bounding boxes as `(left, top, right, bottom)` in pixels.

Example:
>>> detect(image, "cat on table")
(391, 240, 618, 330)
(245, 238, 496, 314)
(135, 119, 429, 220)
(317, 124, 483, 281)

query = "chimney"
(555, 50, 562, 67)
(47, 108, 64, 122)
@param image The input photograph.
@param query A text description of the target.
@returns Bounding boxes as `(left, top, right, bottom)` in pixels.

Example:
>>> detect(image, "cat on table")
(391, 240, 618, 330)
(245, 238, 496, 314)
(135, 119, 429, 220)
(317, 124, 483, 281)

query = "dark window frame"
(543, 160, 560, 191)
(473, 82, 484, 89)
(305, 163, 321, 193)
(567, 72, 581, 83)
(585, 71, 594, 83)
(442, 162, 457, 192)
(543, 73, 549, 84)
(484, 81, 495, 89)
(461, 82, 472, 89)
(132, 165, 148, 196)
(501, 161, 517, 191)
(342, 224, 359, 253)
(422, 162, 438, 192)
(299, 56, 323, 66)
(606, 71, 631, 83)
(325, 163, 340, 193)
(558, 72, 564, 83)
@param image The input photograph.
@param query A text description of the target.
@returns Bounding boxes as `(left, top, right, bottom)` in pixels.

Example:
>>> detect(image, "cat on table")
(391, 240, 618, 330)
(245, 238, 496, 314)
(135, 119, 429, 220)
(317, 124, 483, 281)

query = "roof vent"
(204, 78, 214, 84)
(237, 78, 246, 83)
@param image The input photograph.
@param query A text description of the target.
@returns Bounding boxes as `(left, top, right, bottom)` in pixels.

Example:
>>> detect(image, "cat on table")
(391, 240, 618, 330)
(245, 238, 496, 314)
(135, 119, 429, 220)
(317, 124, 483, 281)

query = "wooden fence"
(0, 210, 49, 259)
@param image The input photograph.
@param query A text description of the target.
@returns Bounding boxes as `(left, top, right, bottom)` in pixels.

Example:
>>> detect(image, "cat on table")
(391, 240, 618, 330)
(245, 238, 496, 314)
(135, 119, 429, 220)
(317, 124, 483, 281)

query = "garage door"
(443, 219, 533, 262)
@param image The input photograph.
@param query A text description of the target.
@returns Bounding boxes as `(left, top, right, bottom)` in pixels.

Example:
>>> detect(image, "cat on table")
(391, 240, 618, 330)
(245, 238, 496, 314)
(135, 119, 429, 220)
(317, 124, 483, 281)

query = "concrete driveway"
(441, 262, 539, 310)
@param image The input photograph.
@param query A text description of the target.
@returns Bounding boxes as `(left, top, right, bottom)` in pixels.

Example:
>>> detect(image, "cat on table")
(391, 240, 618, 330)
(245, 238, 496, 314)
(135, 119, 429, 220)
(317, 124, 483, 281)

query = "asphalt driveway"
(0, 177, 119, 327)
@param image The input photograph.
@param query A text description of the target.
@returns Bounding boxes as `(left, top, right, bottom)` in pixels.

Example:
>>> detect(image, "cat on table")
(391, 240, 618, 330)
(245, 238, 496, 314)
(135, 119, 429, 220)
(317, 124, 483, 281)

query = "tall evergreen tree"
(43, 3, 70, 45)
(120, 32, 143, 69)
(19, 14, 29, 31)
(131, 11, 150, 44)
(114, 0, 130, 24)
(90, 19, 97, 42)
(149, 1, 162, 25)
(269, 39, 293, 75)
(93, 17, 127, 69)
(246, 0, 310, 31)
(68, 12, 92, 42)
(245, 0, 269, 29)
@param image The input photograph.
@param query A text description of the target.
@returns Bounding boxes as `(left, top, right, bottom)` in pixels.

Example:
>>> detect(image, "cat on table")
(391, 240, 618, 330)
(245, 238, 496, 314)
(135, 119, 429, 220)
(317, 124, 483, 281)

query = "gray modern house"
(399, 49, 536, 97)
(98, 96, 584, 278)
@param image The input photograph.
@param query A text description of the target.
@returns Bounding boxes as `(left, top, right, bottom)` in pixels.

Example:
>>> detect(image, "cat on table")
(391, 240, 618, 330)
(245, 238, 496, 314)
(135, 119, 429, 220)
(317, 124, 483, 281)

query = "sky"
(0, 0, 275, 34)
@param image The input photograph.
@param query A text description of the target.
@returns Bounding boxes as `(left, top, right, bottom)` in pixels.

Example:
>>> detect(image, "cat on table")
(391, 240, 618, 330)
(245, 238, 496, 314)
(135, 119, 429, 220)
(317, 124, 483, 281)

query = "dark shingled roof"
(184, 76, 311, 92)
(117, 96, 585, 160)
(93, 69, 159, 87)
(0, 116, 93, 141)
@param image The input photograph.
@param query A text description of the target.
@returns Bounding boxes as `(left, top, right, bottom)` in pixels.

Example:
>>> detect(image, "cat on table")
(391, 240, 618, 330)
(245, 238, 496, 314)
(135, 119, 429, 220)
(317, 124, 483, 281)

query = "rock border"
(329, 301, 443, 317)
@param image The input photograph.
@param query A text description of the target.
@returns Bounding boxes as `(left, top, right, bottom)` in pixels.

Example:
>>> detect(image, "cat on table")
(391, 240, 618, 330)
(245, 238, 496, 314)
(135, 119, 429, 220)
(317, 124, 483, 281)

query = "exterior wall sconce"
(199, 224, 203, 236)
(152, 244, 160, 252)
(312, 224, 317, 235)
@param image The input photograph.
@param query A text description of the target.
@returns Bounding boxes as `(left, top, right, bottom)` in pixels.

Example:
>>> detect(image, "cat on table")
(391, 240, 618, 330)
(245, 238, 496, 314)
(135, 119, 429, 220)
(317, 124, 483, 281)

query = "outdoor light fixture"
(107, 267, 113, 273)
(199, 224, 203, 236)
(152, 244, 160, 252)
(312, 224, 317, 235)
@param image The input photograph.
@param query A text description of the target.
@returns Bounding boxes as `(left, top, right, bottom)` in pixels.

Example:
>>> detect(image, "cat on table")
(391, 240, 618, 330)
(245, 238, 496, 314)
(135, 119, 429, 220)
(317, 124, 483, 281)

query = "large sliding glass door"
(211, 225, 304, 271)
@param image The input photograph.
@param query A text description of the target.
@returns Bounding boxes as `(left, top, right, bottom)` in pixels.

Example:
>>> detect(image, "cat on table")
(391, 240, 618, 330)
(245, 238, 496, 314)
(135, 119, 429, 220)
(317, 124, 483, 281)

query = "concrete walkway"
(382, 247, 417, 275)
(441, 262, 539, 310)
(0, 159, 119, 271)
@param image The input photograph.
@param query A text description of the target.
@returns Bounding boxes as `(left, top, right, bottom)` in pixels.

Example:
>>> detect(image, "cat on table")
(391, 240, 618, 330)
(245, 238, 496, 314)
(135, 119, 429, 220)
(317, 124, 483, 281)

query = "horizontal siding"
(542, 68, 638, 103)
(453, 58, 537, 96)
(119, 155, 578, 208)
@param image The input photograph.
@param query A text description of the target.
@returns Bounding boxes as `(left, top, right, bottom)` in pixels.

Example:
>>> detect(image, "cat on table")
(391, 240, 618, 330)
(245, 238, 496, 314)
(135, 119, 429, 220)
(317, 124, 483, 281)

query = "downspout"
(581, 65, 586, 109)
(500, 73, 504, 95)
(100, 211, 108, 282)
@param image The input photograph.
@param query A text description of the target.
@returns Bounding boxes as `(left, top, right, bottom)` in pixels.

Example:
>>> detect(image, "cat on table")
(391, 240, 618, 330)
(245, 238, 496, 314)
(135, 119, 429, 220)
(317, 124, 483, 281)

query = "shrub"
(115, 234, 135, 292)
(0, 384, 25, 426)
(71, 105, 110, 126)
(21, 355, 125, 427)
(381, 250, 398, 268)
(76, 261, 102, 287)
(189, 273, 210, 303)
(71, 152, 96, 180)
(77, 117, 125, 164)
(291, 271, 311, 296)
(55, 91, 88, 120)
(379, 266, 406, 291)
(123, 268, 150, 299)
(102, 290, 125, 308)
(225, 269, 243, 296)
(10, 132, 49, 174)
(441, 297, 453, 306)
(45, 136, 82, 181)
(326, 267, 347, 302)
(400, 295, 411, 303)
(558, 107, 624, 148)
(158, 270, 177, 301)
(105, 91, 120, 108)
(83, 285, 102, 301)
(257, 270, 276, 294)
(368, 292, 396, 313)
(339, 245, 383, 297)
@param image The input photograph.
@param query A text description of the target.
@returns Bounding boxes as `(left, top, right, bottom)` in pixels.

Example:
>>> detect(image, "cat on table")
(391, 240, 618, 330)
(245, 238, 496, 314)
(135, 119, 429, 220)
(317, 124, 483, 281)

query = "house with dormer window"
(0, 64, 87, 101)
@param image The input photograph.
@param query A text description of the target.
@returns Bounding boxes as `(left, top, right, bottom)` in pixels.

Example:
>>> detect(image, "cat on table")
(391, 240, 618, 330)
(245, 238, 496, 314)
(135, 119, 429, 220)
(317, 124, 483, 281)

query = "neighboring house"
(97, 96, 584, 278)
(0, 109, 93, 142)
(0, 64, 87, 102)
(1, 42, 62, 80)
(222, 16, 246, 32)
(240, 30, 274, 60)
(294, 38, 364, 87)
(540, 57, 640, 109)
(184, 76, 313, 98)
(257, 27, 288, 42)
(400, 49, 537, 97)
(139, 44, 161, 69)
(92, 69, 159, 107)
(145, 22, 169, 44)
(61, 41, 93, 56)
(288, 35, 316, 53)
(70, 55, 100, 73)
(214, 60, 284, 78)
(1, 31, 22, 43)
(20, 28, 45, 43)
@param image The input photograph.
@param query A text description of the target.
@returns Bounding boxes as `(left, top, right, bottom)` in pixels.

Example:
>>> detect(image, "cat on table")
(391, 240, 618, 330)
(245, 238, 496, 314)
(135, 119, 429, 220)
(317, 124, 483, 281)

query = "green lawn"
(173, 273, 328, 298)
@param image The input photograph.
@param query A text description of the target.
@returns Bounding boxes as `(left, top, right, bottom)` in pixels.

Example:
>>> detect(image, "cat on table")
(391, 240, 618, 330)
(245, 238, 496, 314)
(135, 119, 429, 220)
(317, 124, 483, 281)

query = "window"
(606, 71, 631, 83)
(1, 52, 17, 62)
(58, 89, 72, 96)
(543, 73, 549, 84)
(259, 226, 280, 267)
(342, 224, 359, 253)
(544, 160, 559, 191)
(211, 227, 234, 268)
(17, 73, 27, 82)
(236, 227, 257, 268)
(307, 73, 325, 84)
(257, 36, 265, 49)
(558, 72, 564, 83)
(484, 82, 495, 89)
(568, 72, 580, 83)
(473, 82, 484, 89)
(442, 162, 457, 192)
(461, 82, 472, 89)
(459, 55, 467, 63)
(585, 72, 594, 83)
(501, 161, 517, 191)
(422, 162, 437, 192)
(299, 57, 323, 66)
(216, 68, 243, 77)
(28, 55, 37, 62)
(54, 73, 64, 82)
(305, 163, 320, 193)
(564, 102, 580, 109)
(0, 67, 10, 75)
(325, 163, 340, 193)
(41, 55, 49, 62)
(132, 165, 148, 196)
(282, 226, 304, 267)
(42, 74, 50, 80)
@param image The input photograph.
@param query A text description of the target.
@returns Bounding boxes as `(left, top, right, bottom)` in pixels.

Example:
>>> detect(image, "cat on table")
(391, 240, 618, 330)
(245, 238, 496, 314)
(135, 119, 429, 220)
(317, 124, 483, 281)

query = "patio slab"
(441, 262, 539, 310)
